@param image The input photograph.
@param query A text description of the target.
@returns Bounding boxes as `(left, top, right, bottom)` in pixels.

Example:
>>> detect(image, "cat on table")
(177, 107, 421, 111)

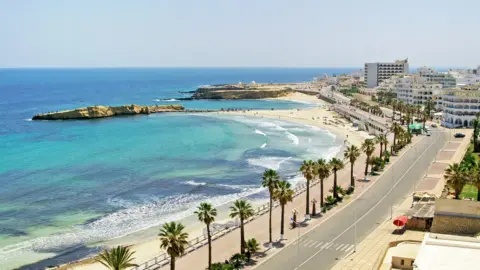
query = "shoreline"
(64, 94, 371, 270)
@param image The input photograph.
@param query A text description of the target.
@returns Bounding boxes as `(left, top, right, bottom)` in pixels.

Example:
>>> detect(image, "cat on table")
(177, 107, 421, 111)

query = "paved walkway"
(157, 135, 424, 270)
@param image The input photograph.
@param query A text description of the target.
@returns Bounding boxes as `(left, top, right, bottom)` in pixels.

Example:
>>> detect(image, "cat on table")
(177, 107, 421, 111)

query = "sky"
(1, 0, 479, 68)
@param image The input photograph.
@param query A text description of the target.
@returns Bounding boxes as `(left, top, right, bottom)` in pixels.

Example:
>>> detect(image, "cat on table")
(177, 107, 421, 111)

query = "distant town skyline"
(1, 0, 479, 68)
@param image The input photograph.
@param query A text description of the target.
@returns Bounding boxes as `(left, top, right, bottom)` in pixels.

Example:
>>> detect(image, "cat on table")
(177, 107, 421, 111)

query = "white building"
(448, 69, 480, 87)
(364, 59, 409, 88)
(417, 67, 456, 88)
(442, 84, 480, 128)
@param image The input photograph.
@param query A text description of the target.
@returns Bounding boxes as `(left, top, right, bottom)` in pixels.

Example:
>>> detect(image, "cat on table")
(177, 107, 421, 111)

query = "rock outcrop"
(191, 87, 294, 100)
(32, 104, 184, 120)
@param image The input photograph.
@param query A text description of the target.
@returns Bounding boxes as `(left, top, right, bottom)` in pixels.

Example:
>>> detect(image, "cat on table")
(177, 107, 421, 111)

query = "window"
(401, 259, 405, 265)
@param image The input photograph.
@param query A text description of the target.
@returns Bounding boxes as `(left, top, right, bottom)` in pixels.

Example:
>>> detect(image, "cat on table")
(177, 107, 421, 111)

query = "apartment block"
(364, 59, 409, 88)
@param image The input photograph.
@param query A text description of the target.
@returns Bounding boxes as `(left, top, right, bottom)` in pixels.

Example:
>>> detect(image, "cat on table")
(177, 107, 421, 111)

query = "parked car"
(454, 133, 465, 138)
(431, 123, 437, 128)
(426, 132, 431, 136)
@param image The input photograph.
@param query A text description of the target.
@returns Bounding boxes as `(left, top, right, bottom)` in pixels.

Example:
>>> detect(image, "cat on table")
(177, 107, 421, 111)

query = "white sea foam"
(254, 129, 267, 137)
(184, 180, 207, 186)
(0, 186, 265, 258)
(260, 143, 267, 148)
(284, 131, 299, 145)
(259, 121, 286, 131)
(153, 98, 178, 102)
(23, 118, 32, 122)
(247, 156, 292, 170)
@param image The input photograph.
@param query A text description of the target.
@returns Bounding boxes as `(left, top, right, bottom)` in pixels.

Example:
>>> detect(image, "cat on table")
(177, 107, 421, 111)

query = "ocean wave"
(260, 143, 267, 148)
(153, 98, 178, 102)
(284, 131, 299, 145)
(254, 129, 267, 137)
(247, 156, 292, 170)
(183, 180, 207, 186)
(259, 121, 286, 131)
(0, 186, 265, 258)
(23, 118, 32, 122)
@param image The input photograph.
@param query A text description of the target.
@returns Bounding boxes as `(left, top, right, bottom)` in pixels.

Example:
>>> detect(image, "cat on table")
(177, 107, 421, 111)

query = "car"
(431, 123, 437, 128)
(426, 132, 431, 136)
(454, 133, 465, 138)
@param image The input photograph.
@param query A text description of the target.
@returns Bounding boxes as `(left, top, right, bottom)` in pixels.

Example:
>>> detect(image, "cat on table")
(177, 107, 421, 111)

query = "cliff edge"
(32, 104, 184, 120)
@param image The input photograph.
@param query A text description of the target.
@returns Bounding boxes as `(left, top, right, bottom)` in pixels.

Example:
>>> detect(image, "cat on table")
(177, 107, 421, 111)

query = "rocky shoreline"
(32, 104, 185, 120)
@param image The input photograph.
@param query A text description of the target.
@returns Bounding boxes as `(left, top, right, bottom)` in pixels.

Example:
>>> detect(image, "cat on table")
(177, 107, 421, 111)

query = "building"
(414, 233, 480, 269)
(442, 84, 480, 128)
(364, 59, 409, 88)
(417, 67, 456, 88)
(431, 198, 480, 234)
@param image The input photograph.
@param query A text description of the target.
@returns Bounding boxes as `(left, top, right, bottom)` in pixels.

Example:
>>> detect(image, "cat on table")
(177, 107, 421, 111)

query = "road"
(255, 129, 448, 270)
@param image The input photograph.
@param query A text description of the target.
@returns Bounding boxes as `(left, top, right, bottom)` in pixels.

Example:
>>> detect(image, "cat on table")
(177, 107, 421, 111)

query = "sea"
(0, 67, 356, 269)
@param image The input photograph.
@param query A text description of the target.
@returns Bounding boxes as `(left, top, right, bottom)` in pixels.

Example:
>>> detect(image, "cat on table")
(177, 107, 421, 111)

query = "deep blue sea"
(0, 68, 356, 268)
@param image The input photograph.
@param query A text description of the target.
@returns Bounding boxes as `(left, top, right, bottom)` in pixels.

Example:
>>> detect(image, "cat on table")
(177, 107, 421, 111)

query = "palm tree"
(316, 159, 331, 207)
(261, 169, 279, 244)
(472, 113, 480, 152)
(96, 246, 137, 270)
(329, 158, 345, 200)
(390, 122, 402, 151)
(299, 160, 316, 216)
(344, 145, 361, 187)
(361, 139, 376, 177)
(273, 180, 294, 238)
(245, 238, 261, 260)
(159, 222, 189, 270)
(229, 200, 254, 254)
(398, 101, 405, 125)
(444, 163, 468, 199)
(376, 134, 388, 158)
(391, 99, 397, 122)
(194, 203, 217, 270)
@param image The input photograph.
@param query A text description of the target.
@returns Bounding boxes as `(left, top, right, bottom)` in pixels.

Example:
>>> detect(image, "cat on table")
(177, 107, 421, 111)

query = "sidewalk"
(157, 136, 424, 270)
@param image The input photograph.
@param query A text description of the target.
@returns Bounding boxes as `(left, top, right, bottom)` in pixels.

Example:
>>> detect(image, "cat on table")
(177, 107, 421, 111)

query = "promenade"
(152, 133, 429, 269)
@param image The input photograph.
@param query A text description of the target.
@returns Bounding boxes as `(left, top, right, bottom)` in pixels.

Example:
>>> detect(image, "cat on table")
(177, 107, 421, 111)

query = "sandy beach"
(67, 93, 372, 270)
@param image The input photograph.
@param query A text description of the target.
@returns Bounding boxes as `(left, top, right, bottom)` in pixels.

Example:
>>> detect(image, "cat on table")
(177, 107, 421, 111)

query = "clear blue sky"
(1, 0, 478, 68)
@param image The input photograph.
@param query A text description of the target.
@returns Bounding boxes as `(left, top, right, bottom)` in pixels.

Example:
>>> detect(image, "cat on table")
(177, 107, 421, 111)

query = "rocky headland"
(32, 104, 185, 120)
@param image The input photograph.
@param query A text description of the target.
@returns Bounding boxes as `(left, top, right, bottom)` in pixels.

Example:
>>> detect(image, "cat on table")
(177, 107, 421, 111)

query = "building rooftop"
(414, 233, 480, 270)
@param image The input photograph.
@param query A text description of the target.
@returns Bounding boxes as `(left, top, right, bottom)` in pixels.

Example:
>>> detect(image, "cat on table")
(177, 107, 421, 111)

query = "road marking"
(303, 240, 313, 247)
(336, 244, 345, 250)
(340, 245, 348, 251)
(321, 243, 329, 249)
(308, 241, 318, 248)
(292, 135, 440, 270)
(325, 243, 333, 249)
(315, 242, 324, 248)
(345, 245, 354, 253)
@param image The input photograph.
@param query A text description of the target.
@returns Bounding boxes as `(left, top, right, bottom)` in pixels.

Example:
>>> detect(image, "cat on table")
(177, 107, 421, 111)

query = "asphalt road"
(255, 130, 449, 270)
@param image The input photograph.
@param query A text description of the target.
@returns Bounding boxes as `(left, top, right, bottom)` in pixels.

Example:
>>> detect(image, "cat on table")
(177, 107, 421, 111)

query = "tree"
(329, 158, 345, 200)
(96, 246, 137, 270)
(472, 113, 480, 152)
(444, 163, 468, 199)
(261, 169, 279, 244)
(391, 99, 397, 122)
(398, 101, 405, 125)
(299, 160, 316, 216)
(376, 134, 388, 158)
(344, 145, 361, 187)
(361, 139, 376, 177)
(467, 166, 480, 201)
(229, 200, 254, 254)
(194, 203, 217, 270)
(390, 122, 402, 151)
(273, 180, 294, 238)
(159, 222, 189, 270)
(245, 238, 261, 260)
(316, 159, 331, 207)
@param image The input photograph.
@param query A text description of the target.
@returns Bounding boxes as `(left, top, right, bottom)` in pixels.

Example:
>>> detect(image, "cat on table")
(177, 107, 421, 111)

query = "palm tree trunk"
(240, 218, 245, 254)
(350, 162, 354, 187)
(364, 155, 369, 177)
(280, 204, 285, 236)
(269, 195, 273, 243)
(385, 143, 388, 155)
(333, 171, 338, 199)
(305, 178, 310, 215)
(380, 143, 383, 157)
(171, 256, 175, 270)
(320, 179, 324, 207)
(207, 224, 212, 270)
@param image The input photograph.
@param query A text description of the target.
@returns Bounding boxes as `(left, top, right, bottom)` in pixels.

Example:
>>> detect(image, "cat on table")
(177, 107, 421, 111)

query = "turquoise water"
(0, 68, 350, 268)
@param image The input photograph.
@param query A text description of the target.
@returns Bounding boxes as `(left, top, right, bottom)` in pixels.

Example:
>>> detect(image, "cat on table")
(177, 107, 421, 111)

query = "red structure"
(393, 216, 408, 227)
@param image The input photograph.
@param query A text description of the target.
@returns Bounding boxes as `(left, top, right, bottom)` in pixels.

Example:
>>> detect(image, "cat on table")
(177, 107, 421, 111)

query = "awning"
(393, 216, 408, 227)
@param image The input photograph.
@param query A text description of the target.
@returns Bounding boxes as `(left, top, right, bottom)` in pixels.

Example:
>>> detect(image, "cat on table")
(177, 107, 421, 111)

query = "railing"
(132, 179, 323, 270)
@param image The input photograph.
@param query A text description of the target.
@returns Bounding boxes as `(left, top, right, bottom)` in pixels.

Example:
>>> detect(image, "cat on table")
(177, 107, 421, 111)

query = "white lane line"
(325, 243, 334, 249)
(293, 136, 439, 270)
(340, 245, 348, 251)
(321, 243, 329, 249)
(345, 245, 354, 253)
(315, 242, 324, 248)
(303, 240, 313, 247)
(308, 241, 318, 248)
(336, 244, 345, 250)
